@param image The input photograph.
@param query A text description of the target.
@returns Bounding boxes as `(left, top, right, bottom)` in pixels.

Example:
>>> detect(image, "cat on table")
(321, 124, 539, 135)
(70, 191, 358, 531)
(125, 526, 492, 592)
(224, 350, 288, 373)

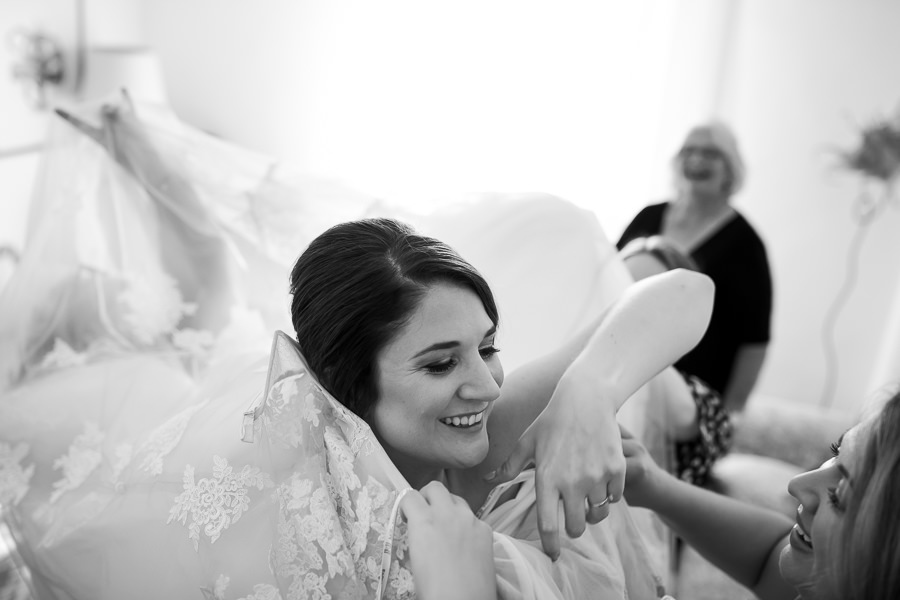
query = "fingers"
(535, 477, 561, 560)
(584, 493, 612, 525)
(399, 489, 430, 523)
(419, 480, 465, 508)
(607, 467, 625, 505)
(562, 492, 587, 538)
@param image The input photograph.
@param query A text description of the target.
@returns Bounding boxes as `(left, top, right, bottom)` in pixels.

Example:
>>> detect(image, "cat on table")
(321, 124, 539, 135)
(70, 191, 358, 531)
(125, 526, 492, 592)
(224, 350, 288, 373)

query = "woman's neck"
(664, 193, 737, 252)
(389, 453, 446, 490)
(672, 189, 731, 219)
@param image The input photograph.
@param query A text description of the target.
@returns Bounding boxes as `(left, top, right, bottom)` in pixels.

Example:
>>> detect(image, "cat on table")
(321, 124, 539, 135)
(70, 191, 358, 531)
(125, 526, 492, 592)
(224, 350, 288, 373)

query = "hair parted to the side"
(289, 217, 499, 420)
(827, 385, 900, 600)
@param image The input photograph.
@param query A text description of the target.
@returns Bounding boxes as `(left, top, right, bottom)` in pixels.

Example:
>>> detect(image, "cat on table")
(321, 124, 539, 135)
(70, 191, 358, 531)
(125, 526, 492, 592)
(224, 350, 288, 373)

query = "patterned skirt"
(674, 373, 733, 486)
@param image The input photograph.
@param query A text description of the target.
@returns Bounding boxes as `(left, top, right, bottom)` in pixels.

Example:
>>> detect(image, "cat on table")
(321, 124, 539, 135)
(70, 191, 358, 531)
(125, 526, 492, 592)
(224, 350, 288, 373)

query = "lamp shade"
(79, 46, 168, 105)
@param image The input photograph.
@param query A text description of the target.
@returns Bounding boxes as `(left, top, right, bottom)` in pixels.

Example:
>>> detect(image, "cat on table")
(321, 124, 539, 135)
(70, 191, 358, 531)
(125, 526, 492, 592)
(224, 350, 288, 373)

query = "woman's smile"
(789, 523, 813, 552)
(439, 408, 487, 429)
(371, 281, 503, 487)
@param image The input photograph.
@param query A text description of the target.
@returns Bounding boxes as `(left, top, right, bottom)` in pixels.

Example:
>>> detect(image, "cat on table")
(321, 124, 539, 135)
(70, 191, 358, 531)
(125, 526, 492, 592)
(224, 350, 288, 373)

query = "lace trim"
(48, 422, 105, 504)
(167, 455, 273, 551)
(0, 441, 35, 506)
(135, 399, 210, 476)
(201, 576, 283, 600)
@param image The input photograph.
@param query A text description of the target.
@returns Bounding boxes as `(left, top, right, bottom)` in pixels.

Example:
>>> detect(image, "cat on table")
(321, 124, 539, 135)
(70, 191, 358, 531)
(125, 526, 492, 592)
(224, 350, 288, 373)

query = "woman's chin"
(450, 436, 490, 470)
(778, 545, 815, 596)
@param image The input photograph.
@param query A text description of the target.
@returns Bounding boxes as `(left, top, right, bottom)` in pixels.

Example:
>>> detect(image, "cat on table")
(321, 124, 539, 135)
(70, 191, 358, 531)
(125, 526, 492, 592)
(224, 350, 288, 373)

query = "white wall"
(0, 0, 74, 251)
(0, 0, 143, 252)
(5, 0, 899, 413)
(143, 0, 734, 235)
(724, 0, 900, 411)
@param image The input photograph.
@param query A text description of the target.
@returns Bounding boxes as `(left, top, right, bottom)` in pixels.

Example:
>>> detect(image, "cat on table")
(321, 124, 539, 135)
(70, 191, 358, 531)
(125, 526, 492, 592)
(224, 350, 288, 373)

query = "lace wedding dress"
(0, 99, 674, 599)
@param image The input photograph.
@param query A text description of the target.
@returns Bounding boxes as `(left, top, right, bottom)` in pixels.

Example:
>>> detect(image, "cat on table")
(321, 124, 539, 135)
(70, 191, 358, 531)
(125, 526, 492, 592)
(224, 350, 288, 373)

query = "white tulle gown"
(0, 99, 676, 599)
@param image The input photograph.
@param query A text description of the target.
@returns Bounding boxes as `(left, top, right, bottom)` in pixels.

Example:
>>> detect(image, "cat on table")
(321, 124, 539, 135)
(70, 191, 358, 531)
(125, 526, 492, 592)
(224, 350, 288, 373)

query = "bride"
(0, 94, 707, 599)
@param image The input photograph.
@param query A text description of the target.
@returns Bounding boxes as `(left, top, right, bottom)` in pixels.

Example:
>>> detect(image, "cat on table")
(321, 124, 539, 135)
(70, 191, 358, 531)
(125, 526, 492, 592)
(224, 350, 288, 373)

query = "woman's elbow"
(668, 268, 715, 335)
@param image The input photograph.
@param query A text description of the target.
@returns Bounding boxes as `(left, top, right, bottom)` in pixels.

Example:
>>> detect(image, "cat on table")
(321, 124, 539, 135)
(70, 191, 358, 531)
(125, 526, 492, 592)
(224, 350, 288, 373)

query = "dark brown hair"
(289, 218, 498, 420)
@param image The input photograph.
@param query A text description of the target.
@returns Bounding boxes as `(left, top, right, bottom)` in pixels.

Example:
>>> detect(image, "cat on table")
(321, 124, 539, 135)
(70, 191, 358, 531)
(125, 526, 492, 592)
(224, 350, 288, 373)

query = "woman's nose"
(787, 463, 828, 512)
(459, 356, 502, 402)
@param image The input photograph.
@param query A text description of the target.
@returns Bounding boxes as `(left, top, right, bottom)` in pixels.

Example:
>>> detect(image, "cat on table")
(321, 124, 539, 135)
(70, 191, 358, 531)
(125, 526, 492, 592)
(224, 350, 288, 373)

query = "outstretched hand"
(620, 424, 666, 509)
(486, 367, 625, 560)
(401, 481, 497, 600)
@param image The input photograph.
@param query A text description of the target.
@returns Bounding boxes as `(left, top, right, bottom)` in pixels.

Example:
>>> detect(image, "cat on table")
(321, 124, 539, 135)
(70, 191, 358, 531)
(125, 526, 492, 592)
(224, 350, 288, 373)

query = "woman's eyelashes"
(826, 437, 848, 511)
(479, 344, 500, 360)
(425, 359, 456, 374)
(827, 478, 849, 512)
(423, 345, 500, 375)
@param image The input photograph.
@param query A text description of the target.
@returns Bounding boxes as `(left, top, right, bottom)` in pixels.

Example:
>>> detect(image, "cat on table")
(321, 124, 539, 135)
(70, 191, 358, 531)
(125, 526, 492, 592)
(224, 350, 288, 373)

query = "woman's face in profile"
(370, 282, 503, 482)
(780, 419, 869, 597)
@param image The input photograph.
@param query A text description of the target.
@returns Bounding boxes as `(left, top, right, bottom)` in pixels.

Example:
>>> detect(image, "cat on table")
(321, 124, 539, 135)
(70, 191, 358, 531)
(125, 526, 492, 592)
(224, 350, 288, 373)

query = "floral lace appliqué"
(38, 338, 88, 371)
(118, 272, 197, 344)
(201, 575, 283, 600)
(48, 422, 105, 503)
(0, 441, 35, 506)
(263, 375, 321, 449)
(135, 399, 209, 476)
(167, 455, 273, 550)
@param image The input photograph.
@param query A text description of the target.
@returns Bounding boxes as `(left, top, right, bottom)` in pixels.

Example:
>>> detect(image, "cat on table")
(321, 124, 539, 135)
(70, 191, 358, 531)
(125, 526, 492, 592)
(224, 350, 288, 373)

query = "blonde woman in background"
(617, 122, 772, 416)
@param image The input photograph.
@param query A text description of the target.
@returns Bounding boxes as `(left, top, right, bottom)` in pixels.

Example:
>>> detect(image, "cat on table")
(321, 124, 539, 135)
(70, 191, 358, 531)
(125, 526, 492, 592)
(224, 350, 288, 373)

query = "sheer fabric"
(1, 98, 675, 599)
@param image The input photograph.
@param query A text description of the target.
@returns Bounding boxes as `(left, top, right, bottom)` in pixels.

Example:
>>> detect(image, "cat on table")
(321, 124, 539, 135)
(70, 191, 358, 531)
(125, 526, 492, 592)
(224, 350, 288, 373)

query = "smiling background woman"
(617, 121, 773, 416)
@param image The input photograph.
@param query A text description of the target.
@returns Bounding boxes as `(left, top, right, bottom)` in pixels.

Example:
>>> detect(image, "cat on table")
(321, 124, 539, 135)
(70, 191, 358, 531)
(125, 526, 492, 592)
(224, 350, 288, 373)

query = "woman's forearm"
(643, 472, 794, 597)
(483, 269, 713, 474)
(573, 268, 713, 406)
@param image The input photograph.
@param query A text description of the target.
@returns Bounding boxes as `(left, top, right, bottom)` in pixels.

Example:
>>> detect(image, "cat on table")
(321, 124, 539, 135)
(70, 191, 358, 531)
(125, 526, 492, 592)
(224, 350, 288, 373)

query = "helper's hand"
(486, 368, 625, 560)
(401, 481, 497, 600)
(620, 424, 667, 509)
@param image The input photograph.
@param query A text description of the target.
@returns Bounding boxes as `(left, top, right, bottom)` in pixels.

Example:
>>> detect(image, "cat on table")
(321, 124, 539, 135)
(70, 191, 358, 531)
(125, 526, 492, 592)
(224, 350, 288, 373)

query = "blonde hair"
(826, 386, 900, 600)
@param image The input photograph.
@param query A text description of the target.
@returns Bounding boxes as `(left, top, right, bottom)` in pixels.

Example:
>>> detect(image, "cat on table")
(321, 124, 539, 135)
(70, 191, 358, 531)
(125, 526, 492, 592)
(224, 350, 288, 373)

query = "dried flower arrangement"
(841, 114, 900, 184)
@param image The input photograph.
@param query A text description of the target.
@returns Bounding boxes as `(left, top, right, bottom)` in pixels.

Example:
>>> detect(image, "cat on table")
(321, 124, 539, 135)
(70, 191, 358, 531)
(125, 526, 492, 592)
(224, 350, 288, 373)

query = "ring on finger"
(589, 495, 611, 510)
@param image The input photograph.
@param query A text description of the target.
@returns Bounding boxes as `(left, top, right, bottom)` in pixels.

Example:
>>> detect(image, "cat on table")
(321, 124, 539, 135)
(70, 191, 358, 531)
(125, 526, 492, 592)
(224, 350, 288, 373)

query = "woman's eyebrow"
(412, 325, 497, 358)
(412, 341, 459, 358)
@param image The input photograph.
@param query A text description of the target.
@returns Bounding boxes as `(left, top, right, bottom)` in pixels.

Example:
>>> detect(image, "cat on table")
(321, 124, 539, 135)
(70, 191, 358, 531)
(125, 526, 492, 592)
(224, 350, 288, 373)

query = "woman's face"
(780, 418, 870, 597)
(371, 282, 503, 486)
(678, 128, 731, 196)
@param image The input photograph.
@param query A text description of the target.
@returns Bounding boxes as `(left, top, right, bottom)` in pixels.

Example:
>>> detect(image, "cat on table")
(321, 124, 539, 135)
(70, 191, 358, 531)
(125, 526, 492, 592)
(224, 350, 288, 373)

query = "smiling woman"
(286, 216, 714, 598)
(371, 283, 501, 486)
(0, 96, 714, 600)
(621, 384, 900, 600)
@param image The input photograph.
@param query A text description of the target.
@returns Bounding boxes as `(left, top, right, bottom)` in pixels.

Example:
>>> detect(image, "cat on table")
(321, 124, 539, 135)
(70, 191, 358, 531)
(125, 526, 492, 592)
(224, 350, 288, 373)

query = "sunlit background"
(3, 0, 900, 414)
